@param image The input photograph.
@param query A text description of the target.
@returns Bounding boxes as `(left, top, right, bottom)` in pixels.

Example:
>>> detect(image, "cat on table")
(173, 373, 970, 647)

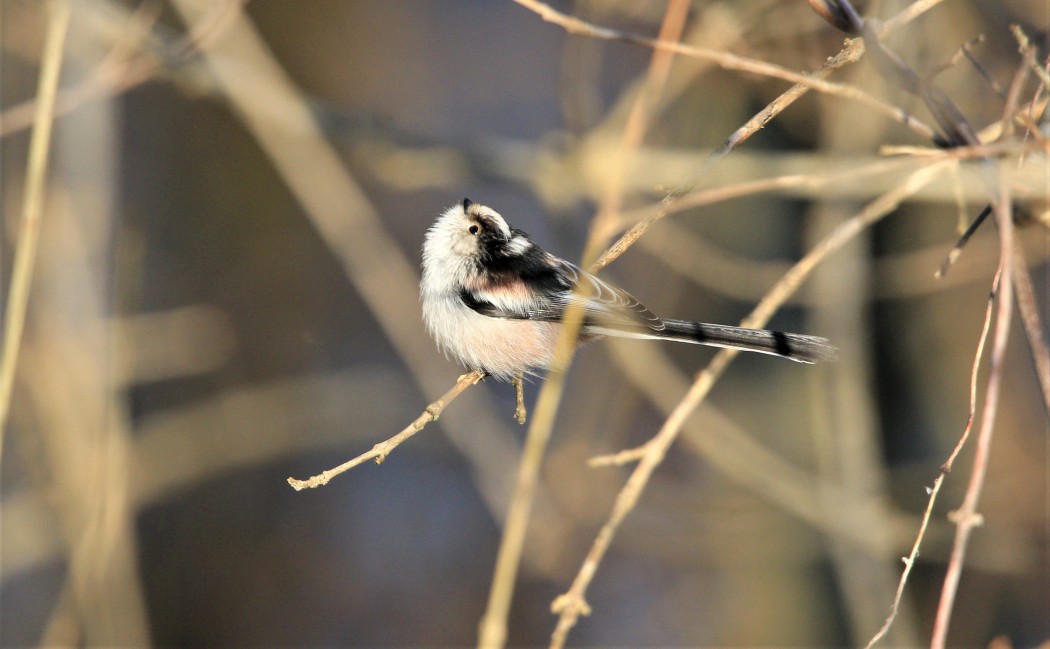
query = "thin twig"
(613, 154, 919, 230)
(512, 0, 936, 144)
(550, 162, 951, 648)
(1004, 38, 1050, 421)
(0, 0, 71, 461)
(864, 265, 1001, 649)
(930, 171, 1014, 649)
(589, 0, 950, 274)
(512, 373, 527, 425)
(1012, 26, 1050, 89)
(590, 34, 864, 273)
(286, 371, 485, 490)
(609, 137, 1046, 242)
(928, 34, 1032, 648)
(930, 61, 1026, 642)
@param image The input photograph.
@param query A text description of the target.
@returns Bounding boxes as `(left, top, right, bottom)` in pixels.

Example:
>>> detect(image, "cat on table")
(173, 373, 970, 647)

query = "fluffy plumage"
(420, 199, 835, 380)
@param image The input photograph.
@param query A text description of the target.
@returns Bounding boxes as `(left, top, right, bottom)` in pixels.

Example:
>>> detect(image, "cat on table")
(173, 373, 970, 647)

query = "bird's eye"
(468, 224, 480, 235)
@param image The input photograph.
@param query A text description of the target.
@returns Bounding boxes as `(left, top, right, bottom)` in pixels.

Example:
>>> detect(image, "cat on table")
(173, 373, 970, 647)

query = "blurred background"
(2, 0, 1048, 646)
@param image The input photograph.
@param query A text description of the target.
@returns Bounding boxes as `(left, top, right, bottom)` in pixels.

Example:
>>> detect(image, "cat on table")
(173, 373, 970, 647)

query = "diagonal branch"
(0, 0, 71, 463)
(550, 162, 951, 648)
(864, 265, 1002, 649)
(287, 371, 485, 490)
(929, 169, 1015, 649)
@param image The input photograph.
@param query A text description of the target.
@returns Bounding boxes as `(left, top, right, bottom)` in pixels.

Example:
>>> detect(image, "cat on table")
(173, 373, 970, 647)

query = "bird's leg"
(512, 372, 527, 425)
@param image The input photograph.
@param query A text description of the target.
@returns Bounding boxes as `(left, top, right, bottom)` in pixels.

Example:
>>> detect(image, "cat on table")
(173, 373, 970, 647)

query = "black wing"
(460, 256, 664, 333)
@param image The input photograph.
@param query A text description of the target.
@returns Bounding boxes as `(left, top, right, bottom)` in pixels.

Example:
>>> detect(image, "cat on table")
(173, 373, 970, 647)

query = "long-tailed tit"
(420, 199, 835, 381)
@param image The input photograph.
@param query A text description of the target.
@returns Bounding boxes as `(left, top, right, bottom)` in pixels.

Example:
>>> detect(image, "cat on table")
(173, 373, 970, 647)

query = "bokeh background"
(2, 0, 1048, 646)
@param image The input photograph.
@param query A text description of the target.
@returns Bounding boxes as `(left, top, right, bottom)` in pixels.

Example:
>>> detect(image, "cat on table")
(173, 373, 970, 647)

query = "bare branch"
(0, 0, 71, 462)
(864, 265, 1001, 649)
(287, 371, 485, 490)
(930, 172, 1015, 649)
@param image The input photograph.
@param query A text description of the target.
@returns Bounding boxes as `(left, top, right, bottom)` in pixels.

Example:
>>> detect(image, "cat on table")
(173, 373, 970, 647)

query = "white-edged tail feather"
(587, 319, 837, 364)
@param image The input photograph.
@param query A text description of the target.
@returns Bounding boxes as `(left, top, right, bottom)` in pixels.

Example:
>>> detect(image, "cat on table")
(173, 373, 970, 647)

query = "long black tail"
(654, 320, 836, 363)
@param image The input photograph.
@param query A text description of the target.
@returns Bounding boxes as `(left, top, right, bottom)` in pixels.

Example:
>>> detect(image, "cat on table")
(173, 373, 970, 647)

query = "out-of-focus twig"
(614, 138, 1047, 233)
(0, 0, 71, 463)
(1012, 26, 1050, 89)
(614, 154, 918, 230)
(1012, 246, 1050, 420)
(1004, 35, 1050, 421)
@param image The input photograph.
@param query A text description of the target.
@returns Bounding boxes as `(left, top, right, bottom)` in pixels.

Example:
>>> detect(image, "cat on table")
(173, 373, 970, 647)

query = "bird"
(420, 198, 835, 383)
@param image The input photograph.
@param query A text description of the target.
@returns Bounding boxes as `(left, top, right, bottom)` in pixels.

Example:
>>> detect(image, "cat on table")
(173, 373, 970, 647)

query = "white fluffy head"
(421, 199, 518, 292)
